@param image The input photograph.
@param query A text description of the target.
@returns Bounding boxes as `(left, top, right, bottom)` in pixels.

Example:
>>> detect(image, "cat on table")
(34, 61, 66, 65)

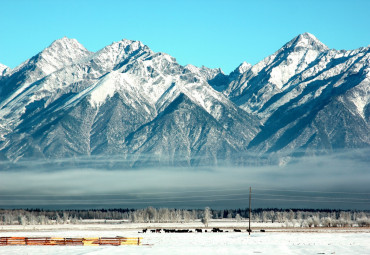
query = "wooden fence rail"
(0, 237, 142, 246)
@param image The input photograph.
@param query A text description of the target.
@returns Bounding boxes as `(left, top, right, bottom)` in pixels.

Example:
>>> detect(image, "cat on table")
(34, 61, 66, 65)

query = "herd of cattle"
(139, 228, 261, 233)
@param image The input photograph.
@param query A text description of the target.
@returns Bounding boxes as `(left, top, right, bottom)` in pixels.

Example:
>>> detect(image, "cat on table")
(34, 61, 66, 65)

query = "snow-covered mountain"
(213, 33, 369, 156)
(0, 37, 259, 165)
(221, 33, 330, 115)
(0, 33, 368, 166)
(0, 38, 92, 106)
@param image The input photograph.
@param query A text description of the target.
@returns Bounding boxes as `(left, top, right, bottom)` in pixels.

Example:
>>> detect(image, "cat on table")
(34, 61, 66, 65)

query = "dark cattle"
(156, 229, 161, 233)
(150, 230, 155, 233)
(195, 229, 202, 233)
(212, 228, 223, 232)
(234, 229, 242, 232)
(142, 229, 147, 233)
(260, 229, 265, 232)
(175, 229, 189, 233)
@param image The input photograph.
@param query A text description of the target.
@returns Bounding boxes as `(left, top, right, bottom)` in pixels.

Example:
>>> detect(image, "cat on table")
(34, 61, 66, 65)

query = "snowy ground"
(1, 223, 369, 254)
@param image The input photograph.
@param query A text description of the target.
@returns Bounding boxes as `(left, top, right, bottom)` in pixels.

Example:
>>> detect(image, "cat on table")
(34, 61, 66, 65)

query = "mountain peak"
(185, 64, 223, 80)
(5, 36, 92, 85)
(89, 38, 151, 71)
(109, 38, 148, 54)
(236, 61, 252, 74)
(45, 36, 89, 54)
(284, 32, 328, 52)
(228, 61, 252, 78)
(118, 38, 144, 46)
(33, 37, 91, 70)
(94, 38, 151, 59)
(0, 63, 9, 75)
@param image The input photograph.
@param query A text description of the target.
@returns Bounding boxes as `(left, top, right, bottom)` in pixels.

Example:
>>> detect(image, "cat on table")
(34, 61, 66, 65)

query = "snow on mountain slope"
(256, 47, 370, 119)
(246, 46, 370, 154)
(0, 63, 9, 76)
(233, 62, 252, 76)
(122, 93, 246, 167)
(222, 33, 329, 116)
(0, 37, 259, 163)
(221, 33, 369, 121)
(0, 33, 368, 164)
(8, 37, 92, 79)
(88, 39, 149, 72)
(0, 37, 92, 109)
(80, 43, 247, 127)
(0, 39, 153, 141)
(206, 33, 370, 156)
(185, 64, 223, 81)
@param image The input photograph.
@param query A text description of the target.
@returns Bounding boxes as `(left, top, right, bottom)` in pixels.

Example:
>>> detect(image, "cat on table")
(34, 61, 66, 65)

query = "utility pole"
(249, 186, 251, 235)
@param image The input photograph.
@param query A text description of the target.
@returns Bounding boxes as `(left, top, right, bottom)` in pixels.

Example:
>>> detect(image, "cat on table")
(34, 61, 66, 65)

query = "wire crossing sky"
(1, 187, 369, 208)
(1, 0, 369, 73)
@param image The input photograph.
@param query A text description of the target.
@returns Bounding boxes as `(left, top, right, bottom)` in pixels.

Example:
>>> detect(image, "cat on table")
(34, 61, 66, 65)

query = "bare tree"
(183, 210, 191, 223)
(18, 215, 27, 226)
(145, 207, 157, 223)
(202, 207, 211, 227)
(63, 212, 69, 224)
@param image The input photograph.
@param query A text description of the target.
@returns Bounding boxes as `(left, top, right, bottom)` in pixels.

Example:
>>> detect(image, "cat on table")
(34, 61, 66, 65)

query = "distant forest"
(1, 207, 369, 227)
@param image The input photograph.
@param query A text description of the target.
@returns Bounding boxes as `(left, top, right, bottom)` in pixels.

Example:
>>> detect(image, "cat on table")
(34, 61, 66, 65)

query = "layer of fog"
(0, 149, 369, 210)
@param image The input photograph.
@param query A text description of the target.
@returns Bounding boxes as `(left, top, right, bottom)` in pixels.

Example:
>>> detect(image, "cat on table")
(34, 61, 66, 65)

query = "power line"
(0, 193, 247, 201)
(1, 192, 369, 203)
(1, 185, 370, 207)
(0, 188, 250, 197)
(1, 186, 370, 197)
(1, 196, 369, 205)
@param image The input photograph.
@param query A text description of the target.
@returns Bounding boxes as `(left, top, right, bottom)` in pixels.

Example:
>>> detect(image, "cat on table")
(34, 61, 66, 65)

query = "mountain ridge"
(0, 33, 368, 166)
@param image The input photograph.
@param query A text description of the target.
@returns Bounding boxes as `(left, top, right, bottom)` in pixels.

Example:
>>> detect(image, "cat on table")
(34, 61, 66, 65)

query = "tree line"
(0, 207, 369, 227)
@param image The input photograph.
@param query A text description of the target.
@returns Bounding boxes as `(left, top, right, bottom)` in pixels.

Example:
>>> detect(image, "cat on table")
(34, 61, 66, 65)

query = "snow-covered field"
(1, 224, 369, 254)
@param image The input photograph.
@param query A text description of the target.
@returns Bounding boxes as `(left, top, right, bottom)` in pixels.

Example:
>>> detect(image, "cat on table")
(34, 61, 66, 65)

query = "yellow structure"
(0, 237, 142, 246)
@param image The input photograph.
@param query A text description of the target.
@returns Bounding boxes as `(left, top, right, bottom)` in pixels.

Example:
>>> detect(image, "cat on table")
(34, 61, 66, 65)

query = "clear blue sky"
(1, 0, 369, 74)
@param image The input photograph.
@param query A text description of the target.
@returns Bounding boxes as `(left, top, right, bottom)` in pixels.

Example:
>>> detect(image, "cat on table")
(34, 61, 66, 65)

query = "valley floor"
(1, 222, 369, 254)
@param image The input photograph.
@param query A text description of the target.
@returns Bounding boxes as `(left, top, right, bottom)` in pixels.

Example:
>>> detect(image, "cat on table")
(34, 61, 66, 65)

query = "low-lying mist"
(0, 149, 369, 210)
